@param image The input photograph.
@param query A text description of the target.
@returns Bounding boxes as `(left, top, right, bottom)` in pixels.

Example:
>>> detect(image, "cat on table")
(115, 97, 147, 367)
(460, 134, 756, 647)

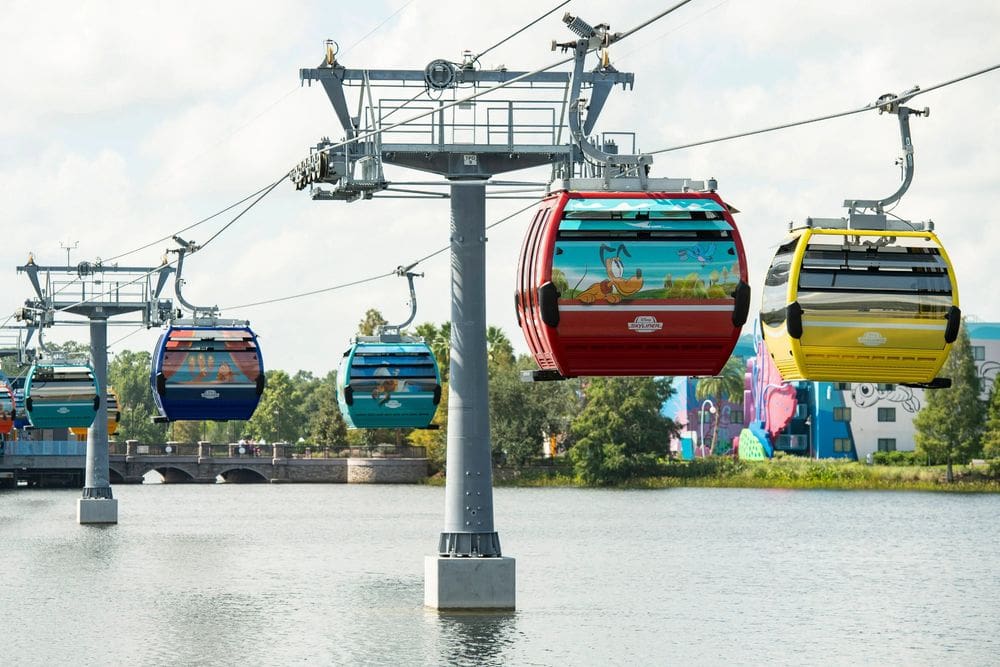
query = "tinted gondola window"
(797, 236, 953, 319)
(761, 240, 798, 327)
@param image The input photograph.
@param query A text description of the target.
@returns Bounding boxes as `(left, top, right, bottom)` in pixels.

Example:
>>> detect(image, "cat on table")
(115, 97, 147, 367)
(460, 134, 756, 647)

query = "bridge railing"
(292, 444, 427, 459)
(110, 441, 426, 459)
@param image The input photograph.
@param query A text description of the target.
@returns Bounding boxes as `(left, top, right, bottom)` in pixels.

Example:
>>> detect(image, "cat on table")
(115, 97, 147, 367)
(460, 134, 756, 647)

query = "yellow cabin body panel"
(761, 227, 959, 384)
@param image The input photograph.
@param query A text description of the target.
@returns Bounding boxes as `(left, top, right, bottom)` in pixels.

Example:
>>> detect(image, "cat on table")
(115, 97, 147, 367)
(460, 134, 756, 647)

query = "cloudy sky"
(2, 0, 998, 375)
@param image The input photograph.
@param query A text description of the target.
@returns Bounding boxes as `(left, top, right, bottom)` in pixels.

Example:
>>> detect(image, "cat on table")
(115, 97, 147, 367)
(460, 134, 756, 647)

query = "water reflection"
(2, 485, 998, 664)
(432, 610, 518, 667)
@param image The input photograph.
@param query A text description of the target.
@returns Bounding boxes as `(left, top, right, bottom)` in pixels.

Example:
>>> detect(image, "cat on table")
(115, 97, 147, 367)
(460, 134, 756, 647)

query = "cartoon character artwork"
(851, 383, 920, 413)
(677, 243, 716, 265)
(576, 243, 644, 304)
(177, 354, 243, 384)
(370, 367, 405, 409)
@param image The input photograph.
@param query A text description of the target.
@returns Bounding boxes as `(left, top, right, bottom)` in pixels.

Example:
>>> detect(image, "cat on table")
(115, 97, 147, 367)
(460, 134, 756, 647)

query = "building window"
(876, 383, 895, 391)
(833, 438, 852, 452)
(971, 346, 985, 361)
(877, 438, 897, 452)
(833, 382, 851, 390)
(833, 407, 852, 421)
(877, 407, 896, 422)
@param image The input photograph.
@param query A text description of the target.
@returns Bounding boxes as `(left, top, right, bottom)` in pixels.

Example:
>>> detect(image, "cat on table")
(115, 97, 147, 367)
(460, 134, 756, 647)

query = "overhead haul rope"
(646, 62, 1000, 155)
(339, 0, 419, 58)
(83, 9, 1000, 345)
(68, 0, 585, 273)
(472, 1, 572, 64)
(34, 3, 697, 349)
(47, 174, 287, 317)
(100, 181, 279, 264)
(220, 197, 542, 312)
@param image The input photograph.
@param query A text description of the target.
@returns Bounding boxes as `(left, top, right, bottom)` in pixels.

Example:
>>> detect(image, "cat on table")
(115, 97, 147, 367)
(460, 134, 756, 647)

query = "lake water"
(2, 484, 997, 665)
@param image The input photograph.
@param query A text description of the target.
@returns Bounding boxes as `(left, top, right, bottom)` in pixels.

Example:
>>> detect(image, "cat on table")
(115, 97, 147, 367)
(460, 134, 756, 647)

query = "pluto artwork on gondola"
(516, 21, 749, 380)
(518, 190, 750, 378)
(761, 90, 960, 387)
(151, 238, 265, 422)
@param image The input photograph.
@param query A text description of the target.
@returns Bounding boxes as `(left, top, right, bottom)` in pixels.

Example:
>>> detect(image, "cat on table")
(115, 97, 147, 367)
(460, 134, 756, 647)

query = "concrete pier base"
(424, 556, 515, 610)
(77, 498, 118, 524)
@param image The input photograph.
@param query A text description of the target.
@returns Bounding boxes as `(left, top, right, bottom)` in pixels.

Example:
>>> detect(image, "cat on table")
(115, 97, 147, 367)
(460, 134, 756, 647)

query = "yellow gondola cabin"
(761, 220, 960, 385)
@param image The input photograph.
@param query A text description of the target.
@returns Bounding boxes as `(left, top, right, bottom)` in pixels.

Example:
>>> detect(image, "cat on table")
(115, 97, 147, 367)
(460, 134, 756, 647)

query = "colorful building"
(667, 322, 1000, 462)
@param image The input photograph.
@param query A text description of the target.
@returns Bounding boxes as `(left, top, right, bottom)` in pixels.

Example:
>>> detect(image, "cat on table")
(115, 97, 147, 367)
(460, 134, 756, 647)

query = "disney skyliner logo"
(628, 315, 664, 333)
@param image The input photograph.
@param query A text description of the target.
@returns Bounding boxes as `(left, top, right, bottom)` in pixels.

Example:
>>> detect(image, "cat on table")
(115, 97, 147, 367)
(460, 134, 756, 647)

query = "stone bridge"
(2, 441, 428, 487)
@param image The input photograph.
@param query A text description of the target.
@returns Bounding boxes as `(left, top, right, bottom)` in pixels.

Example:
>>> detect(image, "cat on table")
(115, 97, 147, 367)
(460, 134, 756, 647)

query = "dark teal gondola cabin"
(24, 362, 99, 429)
(337, 339, 441, 429)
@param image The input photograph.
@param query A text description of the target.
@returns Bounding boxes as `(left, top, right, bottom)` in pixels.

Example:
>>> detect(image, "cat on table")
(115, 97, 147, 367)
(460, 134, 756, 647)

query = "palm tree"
(486, 326, 515, 369)
(694, 356, 746, 454)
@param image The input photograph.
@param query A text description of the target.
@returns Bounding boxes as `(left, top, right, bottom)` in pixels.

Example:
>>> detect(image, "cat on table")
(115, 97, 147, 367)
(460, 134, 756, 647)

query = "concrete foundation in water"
(424, 556, 516, 610)
(77, 498, 118, 524)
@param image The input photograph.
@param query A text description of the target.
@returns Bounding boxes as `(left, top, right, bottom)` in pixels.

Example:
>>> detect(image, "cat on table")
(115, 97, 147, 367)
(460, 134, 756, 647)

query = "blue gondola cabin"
(151, 326, 265, 422)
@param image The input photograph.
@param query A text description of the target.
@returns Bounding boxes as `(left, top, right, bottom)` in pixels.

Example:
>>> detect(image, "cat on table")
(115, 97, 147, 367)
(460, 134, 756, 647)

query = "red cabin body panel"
(516, 190, 749, 377)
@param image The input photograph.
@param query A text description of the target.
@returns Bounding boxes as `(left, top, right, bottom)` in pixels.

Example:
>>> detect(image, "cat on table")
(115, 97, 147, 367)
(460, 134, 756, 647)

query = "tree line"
(3, 312, 678, 485)
(914, 323, 1000, 479)
(9, 315, 997, 486)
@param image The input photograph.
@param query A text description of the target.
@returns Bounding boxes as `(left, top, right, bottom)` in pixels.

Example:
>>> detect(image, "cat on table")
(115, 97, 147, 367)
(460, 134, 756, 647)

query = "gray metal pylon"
(82, 317, 112, 500)
(437, 180, 501, 557)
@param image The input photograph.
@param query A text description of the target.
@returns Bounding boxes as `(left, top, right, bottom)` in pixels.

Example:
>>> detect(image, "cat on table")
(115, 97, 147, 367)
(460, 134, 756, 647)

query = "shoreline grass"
(482, 457, 1000, 493)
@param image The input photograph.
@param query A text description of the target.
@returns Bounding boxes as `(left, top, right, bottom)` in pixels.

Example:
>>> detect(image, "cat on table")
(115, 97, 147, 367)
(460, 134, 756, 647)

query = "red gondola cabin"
(516, 190, 750, 378)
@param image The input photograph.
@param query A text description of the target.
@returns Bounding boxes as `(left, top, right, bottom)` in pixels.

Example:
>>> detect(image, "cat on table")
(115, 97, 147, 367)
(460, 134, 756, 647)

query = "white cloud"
(3, 0, 1000, 374)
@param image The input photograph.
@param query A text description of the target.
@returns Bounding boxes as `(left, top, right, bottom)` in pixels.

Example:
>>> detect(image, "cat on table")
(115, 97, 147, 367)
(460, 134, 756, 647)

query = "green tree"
(415, 321, 451, 381)
(408, 380, 448, 473)
(246, 370, 302, 443)
(170, 420, 203, 443)
(914, 324, 985, 480)
(107, 349, 168, 443)
(486, 326, 515, 370)
(358, 309, 388, 336)
(307, 382, 349, 446)
(569, 376, 677, 485)
(980, 372, 1000, 459)
(694, 356, 745, 454)
(489, 355, 580, 466)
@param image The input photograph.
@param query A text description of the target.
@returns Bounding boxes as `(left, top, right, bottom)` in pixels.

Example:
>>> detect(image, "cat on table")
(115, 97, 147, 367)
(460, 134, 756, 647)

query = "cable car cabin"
(0, 381, 15, 435)
(24, 362, 99, 429)
(761, 226, 960, 384)
(151, 326, 265, 421)
(516, 191, 750, 378)
(337, 339, 442, 429)
(70, 389, 121, 439)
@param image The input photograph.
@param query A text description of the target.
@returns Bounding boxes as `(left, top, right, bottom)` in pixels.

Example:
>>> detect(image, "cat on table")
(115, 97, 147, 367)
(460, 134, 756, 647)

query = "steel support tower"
(17, 258, 174, 523)
(293, 16, 638, 609)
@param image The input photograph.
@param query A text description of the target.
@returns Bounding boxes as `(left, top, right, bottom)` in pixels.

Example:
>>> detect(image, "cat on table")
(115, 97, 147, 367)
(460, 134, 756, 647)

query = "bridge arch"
(151, 466, 198, 484)
(218, 467, 269, 484)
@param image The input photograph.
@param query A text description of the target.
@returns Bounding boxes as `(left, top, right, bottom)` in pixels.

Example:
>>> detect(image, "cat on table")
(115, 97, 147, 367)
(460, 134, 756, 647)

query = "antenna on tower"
(59, 240, 79, 268)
